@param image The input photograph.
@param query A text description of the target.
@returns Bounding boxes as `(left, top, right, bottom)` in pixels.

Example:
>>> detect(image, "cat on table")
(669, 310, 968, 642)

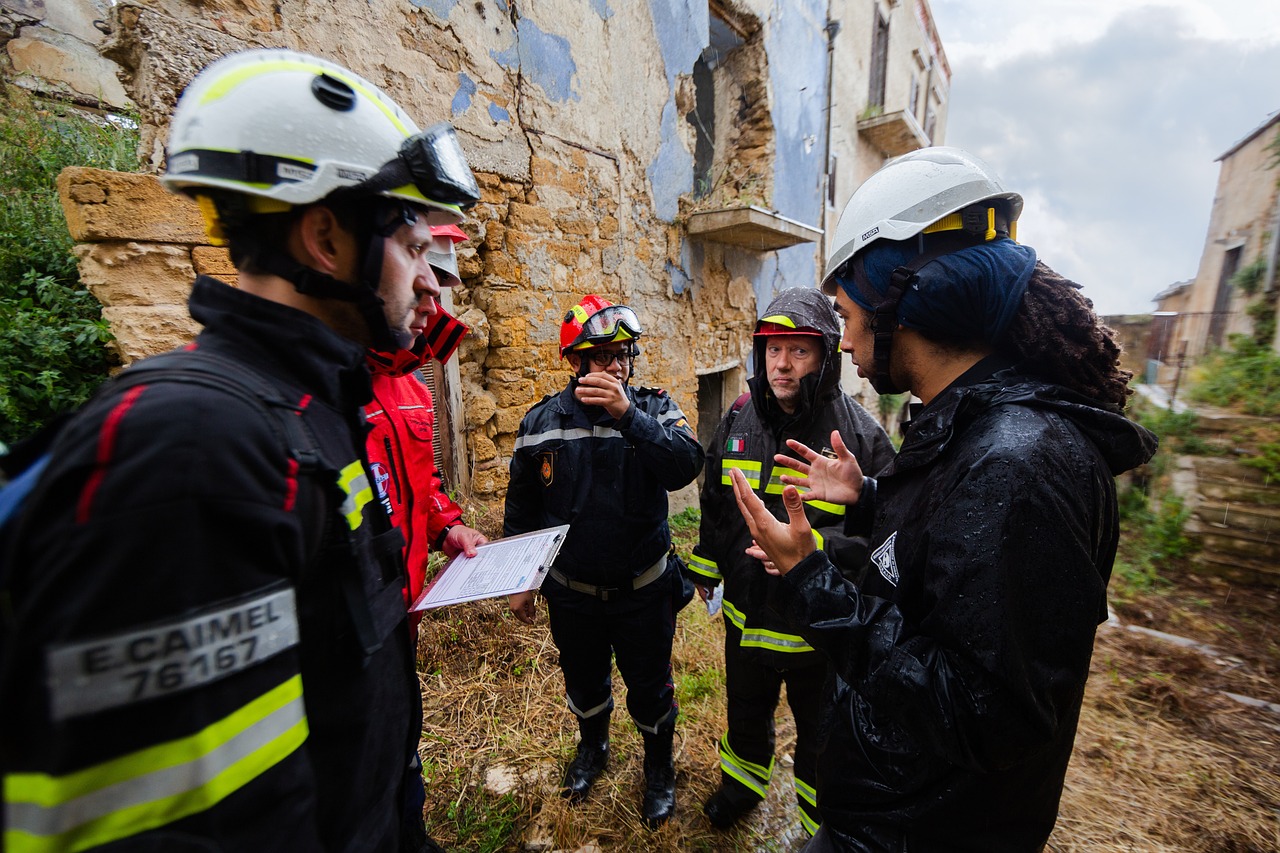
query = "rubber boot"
(562, 713, 610, 803)
(703, 776, 761, 829)
(640, 729, 676, 828)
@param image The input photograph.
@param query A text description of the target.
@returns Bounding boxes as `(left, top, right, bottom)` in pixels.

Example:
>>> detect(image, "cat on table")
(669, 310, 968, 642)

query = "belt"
(548, 553, 668, 601)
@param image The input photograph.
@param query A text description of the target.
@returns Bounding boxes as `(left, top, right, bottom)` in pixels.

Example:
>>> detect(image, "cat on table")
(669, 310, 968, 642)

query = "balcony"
(685, 205, 822, 251)
(857, 109, 929, 157)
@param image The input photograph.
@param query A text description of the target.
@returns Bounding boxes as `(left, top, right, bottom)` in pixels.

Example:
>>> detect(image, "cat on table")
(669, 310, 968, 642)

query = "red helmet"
(559, 295, 644, 358)
(427, 224, 468, 287)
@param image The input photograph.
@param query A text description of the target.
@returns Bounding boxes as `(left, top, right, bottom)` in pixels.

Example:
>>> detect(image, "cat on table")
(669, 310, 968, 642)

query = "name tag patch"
(46, 587, 299, 721)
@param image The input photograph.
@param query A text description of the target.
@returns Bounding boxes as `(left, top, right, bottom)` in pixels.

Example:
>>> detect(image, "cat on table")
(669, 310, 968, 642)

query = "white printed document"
(410, 525, 569, 611)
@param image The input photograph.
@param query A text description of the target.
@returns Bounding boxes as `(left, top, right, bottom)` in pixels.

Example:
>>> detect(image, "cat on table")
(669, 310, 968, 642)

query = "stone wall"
(29, 0, 951, 516)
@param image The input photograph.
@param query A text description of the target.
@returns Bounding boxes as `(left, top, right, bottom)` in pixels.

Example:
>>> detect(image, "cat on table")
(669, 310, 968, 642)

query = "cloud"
(931, 2, 1280, 314)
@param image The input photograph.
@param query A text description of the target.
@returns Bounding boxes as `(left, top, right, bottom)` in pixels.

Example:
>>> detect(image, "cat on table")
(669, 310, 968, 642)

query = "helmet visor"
(578, 304, 644, 348)
(400, 123, 481, 209)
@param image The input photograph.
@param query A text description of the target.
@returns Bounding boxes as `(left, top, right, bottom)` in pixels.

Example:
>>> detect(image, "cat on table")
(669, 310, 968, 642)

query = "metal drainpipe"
(1266, 189, 1280, 352)
(822, 6, 840, 269)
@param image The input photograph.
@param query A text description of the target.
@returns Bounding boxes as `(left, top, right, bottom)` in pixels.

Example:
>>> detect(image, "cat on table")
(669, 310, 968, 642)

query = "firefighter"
(503, 295, 705, 828)
(690, 287, 894, 836)
(731, 147, 1158, 851)
(0, 49, 478, 851)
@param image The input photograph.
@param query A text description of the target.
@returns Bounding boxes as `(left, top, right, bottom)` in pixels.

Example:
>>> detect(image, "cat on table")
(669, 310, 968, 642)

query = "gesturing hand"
(773, 429, 866, 507)
(730, 468, 815, 576)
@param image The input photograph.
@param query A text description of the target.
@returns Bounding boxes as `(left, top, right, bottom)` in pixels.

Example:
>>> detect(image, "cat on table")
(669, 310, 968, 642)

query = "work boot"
(703, 780, 761, 829)
(640, 729, 676, 828)
(561, 713, 610, 803)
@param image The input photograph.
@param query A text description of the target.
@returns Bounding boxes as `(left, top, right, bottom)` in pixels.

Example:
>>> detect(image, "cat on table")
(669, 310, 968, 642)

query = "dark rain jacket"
(772, 359, 1159, 852)
(503, 382, 704, 586)
(691, 287, 895, 669)
(0, 277, 420, 851)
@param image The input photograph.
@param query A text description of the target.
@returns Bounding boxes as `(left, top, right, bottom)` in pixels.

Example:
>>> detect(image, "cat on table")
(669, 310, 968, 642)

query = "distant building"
(1148, 111, 1280, 390)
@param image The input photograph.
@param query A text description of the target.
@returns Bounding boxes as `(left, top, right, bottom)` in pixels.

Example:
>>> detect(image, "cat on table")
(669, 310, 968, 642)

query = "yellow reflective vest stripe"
(338, 460, 373, 529)
(4, 676, 307, 853)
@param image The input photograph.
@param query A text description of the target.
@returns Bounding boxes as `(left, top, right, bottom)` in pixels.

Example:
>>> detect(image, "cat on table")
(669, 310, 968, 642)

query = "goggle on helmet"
(559, 295, 644, 358)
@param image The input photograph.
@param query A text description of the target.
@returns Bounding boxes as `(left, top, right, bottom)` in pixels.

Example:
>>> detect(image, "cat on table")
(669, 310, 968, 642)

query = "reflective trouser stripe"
(764, 471, 846, 516)
(721, 459, 761, 488)
(338, 460, 372, 529)
(718, 733, 771, 799)
(4, 675, 308, 852)
(686, 552, 720, 582)
(722, 599, 815, 654)
(795, 776, 821, 837)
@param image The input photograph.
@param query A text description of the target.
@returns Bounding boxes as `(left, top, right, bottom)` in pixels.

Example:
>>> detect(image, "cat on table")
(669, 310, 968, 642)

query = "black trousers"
(542, 568, 678, 733)
(720, 620, 825, 834)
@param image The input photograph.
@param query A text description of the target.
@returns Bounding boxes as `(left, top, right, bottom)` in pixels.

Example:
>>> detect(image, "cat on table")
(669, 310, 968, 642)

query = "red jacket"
(365, 310, 468, 630)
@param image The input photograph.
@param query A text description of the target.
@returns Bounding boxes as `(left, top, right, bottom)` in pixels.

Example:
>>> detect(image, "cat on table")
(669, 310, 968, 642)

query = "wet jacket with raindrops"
(771, 360, 1158, 852)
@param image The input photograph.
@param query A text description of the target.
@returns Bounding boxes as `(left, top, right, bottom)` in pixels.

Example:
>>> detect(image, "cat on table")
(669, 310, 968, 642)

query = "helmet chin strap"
(257, 201, 410, 352)
(849, 231, 981, 397)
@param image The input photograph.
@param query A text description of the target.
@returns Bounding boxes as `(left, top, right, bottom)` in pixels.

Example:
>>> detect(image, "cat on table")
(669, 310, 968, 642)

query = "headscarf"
(838, 237, 1037, 344)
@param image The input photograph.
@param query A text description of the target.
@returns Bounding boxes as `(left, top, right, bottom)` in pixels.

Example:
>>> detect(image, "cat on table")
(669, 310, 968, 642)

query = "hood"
(903, 368, 1158, 476)
(747, 287, 843, 425)
(367, 307, 469, 377)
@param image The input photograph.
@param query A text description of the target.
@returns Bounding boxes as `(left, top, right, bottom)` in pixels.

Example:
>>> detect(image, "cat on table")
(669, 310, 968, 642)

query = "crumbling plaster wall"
(44, 0, 835, 513)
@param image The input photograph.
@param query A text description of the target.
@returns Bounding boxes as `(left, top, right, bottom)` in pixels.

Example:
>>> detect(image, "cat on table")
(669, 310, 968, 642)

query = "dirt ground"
(416, 566, 1280, 852)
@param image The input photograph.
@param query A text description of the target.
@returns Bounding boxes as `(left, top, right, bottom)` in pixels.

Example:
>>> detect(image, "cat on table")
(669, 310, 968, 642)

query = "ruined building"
(2, 0, 949, 515)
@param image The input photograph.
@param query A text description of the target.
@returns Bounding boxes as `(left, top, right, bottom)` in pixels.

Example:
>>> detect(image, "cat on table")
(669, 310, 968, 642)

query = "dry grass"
(415, 543, 1280, 852)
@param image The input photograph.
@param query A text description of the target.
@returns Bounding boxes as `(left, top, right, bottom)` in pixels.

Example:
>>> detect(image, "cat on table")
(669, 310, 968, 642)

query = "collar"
(187, 276, 372, 409)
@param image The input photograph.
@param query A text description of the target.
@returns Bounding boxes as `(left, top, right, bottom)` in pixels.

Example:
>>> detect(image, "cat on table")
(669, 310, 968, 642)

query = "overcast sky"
(927, 0, 1280, 315)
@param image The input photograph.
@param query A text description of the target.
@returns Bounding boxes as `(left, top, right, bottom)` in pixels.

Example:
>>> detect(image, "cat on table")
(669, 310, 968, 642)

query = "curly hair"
(998, 261, 1133, 411)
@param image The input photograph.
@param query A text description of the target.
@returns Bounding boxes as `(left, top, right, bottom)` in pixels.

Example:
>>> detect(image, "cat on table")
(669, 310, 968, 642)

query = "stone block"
(507, 202, 555, 233)
(491, 378, 534, 408)
(463, 389, 497, 430)
(102, 304, 200, 364)
(493, 405, 525, 436)
(469, 464, 509, 498)
(192, 246, 236, 279)
(469, 433, 497, 463)
(75, 241, 194, 306)
(8, 25, 132, 107)
(58, 167, 206, 243)
(484, 346, 539, 370)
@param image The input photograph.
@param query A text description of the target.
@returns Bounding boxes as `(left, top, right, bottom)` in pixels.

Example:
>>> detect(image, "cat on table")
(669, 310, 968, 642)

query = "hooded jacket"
(365, 309, 468, 622)
(772, 360, 1159, 851)
(692, 288, 895, 669)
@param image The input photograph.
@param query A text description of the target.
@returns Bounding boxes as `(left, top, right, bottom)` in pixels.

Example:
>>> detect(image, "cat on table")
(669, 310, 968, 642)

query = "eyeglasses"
(586, 345, 639, 367)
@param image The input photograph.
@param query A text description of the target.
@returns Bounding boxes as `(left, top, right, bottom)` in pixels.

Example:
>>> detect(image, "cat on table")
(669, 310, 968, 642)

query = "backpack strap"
(99, 351, 329, 566)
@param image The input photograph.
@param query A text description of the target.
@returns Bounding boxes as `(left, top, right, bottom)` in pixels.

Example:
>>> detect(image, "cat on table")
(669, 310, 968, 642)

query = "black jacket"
(0, 277, 419, 851)
(503, 382, 704, 585)
(773, 361, 1158, 852)
(693, 287, 895, 668)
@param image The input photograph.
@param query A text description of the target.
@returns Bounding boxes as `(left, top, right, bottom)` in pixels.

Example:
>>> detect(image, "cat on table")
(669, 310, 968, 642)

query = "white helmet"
(821, 146, 1022, 293)
(162, 49, 478, 223)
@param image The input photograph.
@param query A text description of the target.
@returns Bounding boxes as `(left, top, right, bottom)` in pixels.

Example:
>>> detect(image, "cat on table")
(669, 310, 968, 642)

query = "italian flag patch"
(726, 436, 746, 453)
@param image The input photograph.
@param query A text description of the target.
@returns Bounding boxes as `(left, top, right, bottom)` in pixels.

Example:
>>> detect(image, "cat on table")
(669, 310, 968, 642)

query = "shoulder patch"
(871, 532, 899, 587)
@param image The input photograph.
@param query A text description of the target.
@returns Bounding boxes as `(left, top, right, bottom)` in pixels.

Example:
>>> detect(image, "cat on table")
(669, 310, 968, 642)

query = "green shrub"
(0, 83, 140, 446)
(1187, 335, 1280, 417)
